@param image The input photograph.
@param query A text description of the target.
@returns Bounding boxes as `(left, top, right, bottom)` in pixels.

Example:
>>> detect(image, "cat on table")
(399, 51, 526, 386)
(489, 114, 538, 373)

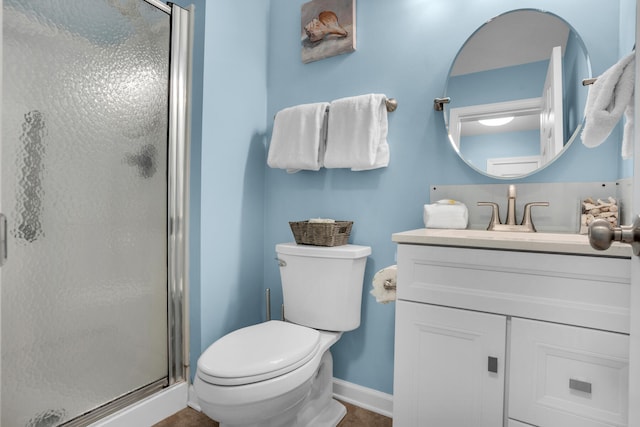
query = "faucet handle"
(478, 202, 502, 230)
(521, 202, 549, 232)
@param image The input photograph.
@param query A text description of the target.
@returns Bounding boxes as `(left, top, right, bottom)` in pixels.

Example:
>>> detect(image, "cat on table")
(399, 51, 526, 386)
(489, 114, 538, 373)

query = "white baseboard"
(89, 382, 187, 427)
(332, 378, 393, 419)
(187, 384, 202, 411)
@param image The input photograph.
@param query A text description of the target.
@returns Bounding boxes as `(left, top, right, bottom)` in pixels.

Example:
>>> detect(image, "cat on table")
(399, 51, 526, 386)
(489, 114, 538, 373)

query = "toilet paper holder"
(383, 279, 396, 290)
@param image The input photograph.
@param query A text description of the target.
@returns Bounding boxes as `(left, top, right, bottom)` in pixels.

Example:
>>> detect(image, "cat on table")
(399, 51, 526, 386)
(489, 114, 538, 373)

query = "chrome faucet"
(505, 184, 517, 225)
(478, 185, 549, 232)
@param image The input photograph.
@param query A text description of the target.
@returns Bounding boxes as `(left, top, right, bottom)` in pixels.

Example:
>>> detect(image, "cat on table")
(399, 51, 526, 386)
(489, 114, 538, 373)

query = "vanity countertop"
(392, 228, 631, 258)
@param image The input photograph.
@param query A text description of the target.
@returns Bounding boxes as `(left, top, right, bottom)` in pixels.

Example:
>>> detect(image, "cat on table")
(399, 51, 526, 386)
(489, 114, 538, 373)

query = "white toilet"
(194, 242, 371, 427)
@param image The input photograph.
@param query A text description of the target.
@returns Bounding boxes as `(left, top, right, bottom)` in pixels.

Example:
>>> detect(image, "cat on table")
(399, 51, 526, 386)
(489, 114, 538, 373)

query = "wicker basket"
(289, 221, 353, 247)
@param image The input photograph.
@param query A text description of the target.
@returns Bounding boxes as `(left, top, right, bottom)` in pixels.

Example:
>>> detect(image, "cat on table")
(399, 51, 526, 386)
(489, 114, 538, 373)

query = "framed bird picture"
(301, 0, 356, 64)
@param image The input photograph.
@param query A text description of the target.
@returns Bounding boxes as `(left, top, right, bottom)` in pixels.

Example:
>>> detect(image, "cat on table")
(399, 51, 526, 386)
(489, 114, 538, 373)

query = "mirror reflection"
(444, 9, 591, 179)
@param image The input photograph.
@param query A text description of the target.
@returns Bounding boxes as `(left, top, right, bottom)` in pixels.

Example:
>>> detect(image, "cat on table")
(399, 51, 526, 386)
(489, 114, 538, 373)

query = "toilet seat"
(197, 320, 321, 386)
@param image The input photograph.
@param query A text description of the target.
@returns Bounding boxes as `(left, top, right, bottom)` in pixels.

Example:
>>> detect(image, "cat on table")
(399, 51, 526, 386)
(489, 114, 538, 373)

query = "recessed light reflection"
(478, 116, 514, 127)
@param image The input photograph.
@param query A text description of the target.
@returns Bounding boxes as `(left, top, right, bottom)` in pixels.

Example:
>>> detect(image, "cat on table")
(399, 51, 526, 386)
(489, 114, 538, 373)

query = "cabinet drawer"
(396, 244, 630, 333)
(509, 318, 629, 427)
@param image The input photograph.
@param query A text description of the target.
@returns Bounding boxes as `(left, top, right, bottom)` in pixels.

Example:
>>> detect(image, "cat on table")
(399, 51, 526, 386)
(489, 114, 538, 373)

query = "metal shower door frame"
(167, 1, 192, 389)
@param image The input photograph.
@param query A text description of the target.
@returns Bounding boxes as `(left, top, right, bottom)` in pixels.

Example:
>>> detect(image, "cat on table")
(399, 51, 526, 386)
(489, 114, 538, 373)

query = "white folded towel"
(623, 92, 635, 159)
(324, 94, 390, 171)
(308, 218, 335, 223)
(423, 199, 468, 229)
(581, 51, 635, 158)
(267, 102, 330, 172)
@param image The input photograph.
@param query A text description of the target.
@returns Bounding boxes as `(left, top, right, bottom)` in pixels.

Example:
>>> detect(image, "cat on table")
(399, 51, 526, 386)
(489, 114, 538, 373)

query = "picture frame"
(301, 0, 356, 64)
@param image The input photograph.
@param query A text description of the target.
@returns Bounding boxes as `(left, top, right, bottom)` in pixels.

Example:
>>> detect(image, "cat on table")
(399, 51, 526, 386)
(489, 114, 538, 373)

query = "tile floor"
(153, 400, 392, 427)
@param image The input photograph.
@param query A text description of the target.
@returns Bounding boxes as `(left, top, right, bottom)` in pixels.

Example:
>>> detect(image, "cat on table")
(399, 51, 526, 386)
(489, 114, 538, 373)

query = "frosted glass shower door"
(2, 1, 171, 425)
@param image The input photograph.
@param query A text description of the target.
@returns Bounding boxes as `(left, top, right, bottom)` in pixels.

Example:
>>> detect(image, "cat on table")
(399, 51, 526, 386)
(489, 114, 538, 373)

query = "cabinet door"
(394, 301, 506, 427)
(509, 318, 629, 427)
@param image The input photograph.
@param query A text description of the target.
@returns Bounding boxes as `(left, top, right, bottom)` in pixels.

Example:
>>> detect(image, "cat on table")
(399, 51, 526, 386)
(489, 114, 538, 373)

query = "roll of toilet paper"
(370, 265, 397, 304)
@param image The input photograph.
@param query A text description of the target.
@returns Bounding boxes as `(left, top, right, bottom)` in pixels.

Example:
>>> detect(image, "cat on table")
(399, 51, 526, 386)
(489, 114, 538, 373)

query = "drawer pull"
(569, 378, 592, 394)
(488, 356, 498, 373)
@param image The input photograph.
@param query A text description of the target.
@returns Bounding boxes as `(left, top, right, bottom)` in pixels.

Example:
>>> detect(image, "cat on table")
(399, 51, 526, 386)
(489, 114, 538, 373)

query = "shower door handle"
(0, 213, 7, 266)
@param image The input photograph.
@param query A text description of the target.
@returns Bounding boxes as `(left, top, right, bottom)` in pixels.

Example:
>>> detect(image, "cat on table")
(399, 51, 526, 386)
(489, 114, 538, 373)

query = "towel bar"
(384, 98, 398, 112)
(274, 97, 398, 120)
(582, 77, 597, 86)
(324, 97, 398, 113)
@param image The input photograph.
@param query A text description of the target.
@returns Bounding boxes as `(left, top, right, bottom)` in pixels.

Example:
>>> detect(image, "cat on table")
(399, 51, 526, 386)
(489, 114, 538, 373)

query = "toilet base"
(208, 349, 344, 427)
(293, 350, 345, 427)
(307, 398, 347, 426)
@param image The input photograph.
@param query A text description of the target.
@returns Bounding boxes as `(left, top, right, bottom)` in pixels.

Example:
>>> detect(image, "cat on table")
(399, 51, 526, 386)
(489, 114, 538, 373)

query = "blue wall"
(192, 0, 635, 396)
(448, 60, 549, 107)
(462, 130, 540, 171)
(194, 0, 269, 378)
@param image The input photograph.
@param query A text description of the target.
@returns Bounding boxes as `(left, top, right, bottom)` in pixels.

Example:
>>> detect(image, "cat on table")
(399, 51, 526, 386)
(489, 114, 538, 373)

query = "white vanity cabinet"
(392, 231, 631, 427)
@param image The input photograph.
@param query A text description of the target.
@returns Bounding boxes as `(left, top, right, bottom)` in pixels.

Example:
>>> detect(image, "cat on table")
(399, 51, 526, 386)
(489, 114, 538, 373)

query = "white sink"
(391, 228, 631, 257)
(420, 228, 588, 242)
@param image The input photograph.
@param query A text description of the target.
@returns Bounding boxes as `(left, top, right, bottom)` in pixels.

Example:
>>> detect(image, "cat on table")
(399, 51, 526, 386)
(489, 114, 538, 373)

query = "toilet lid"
(197, 320, 321, 386)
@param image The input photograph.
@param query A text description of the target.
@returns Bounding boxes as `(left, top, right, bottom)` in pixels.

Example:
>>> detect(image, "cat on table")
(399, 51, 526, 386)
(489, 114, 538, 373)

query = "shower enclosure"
(1, 0, 191, 425)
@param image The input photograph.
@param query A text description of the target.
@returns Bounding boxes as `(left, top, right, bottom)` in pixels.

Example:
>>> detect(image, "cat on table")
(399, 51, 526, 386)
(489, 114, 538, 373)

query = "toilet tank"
(276, 243, 371, 332)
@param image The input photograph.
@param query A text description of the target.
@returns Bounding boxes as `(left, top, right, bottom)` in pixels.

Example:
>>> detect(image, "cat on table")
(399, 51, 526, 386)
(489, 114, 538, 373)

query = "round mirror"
(443, 9, 591, 179)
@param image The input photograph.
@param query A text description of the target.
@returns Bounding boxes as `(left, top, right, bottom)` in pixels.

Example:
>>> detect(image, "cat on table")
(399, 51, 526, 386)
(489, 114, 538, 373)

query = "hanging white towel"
(267, 102, 330, 173)
(622, 92, 635, 159)
(581, 51, 635, 158)
(324, 94, 390, 171)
